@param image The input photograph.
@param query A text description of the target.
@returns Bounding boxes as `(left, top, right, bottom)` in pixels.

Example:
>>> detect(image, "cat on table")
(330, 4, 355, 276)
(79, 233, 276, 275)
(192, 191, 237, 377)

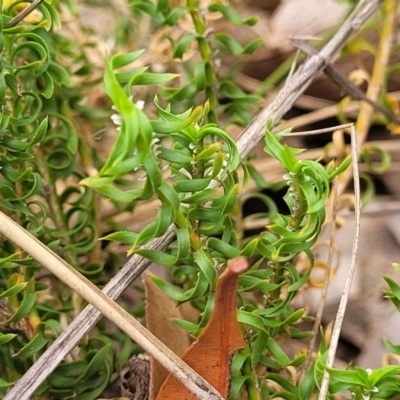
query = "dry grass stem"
(0, 218, 222, 400)
(290, 38, 400, 124)
(281, 123, 354, 136)
(318, 125, 361, 399)
(303, 178, 339, 375)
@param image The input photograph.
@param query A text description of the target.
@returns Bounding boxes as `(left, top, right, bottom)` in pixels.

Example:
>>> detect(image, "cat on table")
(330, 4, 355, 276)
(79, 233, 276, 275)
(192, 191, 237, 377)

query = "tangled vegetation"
(1, 1, 400, 399)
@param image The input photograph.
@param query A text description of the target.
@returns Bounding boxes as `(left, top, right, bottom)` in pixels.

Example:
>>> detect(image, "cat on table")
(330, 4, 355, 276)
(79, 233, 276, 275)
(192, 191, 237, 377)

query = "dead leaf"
(144, 271, 192, 399)
(155, 256, 250, 399)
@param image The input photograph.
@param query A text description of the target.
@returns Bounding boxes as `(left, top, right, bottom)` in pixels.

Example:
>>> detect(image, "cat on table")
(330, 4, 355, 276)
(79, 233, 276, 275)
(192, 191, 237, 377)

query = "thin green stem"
(243, 349, 261, 400)
(187, 2, 218, 124)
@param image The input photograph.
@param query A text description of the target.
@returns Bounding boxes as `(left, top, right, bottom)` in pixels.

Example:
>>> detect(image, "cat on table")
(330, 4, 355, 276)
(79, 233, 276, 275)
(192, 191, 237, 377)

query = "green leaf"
(37, 319, 63, 337)
(0, 333, 17, 345)
(134, 203, 174, 245)
(383, 276, 400, 300)
(151, 276, 188, 302)
(101, 231, 138, 244)
(187, 207, 221, 222)
(12, 334, 48, 359)
(243, 38, 264, 55)
(265, 372, 297, 393)
(175, 227, 190, 259)
(251, 330, 268, 368)
(111, 50, 144, 69)
(174, 177, 212, 192)
(129, 1, 157, 16)
(7, 290, 36, 323)
(39, 71, 54, 98)
(299, 362, 316, 400)
(222, 183, 239, 214)
(237, 310, 265, 330)
(214, 33, 243, 56)
(5, 74, 19, 92)
(326, 367, 366, 387)
(82, 344, 112, 379)
(266, 337, 291, 367)
(0, 377, 14, 388)
(240, 238, 259, 258)
(172, 33, 196, 58)
(362, 146, 391, 174)
(384, 338, 400, 355)
(193, 249, 216, 285)
(369, 365, 400, 387)
(328, 155, 352, 180)
(207, 238, 240, 259)
(181, 188, 220, 204)
(0, 282, 28, 298)
(0, 73, 6, 102)
(208, 4, 259, 26)
(31, 116, 49, 145)
(231, 351, 249, 376)
(133, 249, 177, 266)
(158, 147, 192, 164)
(80, 177, 141, 202)
(264, 129, 298, 171)
(130, 72, 178, 86)
(164, 6, 187, 25)
(170, 318, 199, 333)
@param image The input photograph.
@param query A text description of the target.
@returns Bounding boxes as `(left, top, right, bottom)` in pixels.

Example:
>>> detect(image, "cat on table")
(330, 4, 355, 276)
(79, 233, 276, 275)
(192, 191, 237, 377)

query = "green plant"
(1, 1, 400, 399)
(0, 1, 123, 398)
(83, 48, 353, 396)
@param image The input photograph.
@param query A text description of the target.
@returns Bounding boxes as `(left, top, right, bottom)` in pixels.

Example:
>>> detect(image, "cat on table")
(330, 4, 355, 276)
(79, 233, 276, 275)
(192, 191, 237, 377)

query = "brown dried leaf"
(143, 271, 192, 399)
(155, 257, 250, 399)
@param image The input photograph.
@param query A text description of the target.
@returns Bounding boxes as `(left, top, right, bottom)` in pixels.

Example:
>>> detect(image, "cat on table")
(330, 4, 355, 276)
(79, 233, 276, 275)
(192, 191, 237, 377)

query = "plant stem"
(243, 349, 261, 400)
(188, 2, 218, 124)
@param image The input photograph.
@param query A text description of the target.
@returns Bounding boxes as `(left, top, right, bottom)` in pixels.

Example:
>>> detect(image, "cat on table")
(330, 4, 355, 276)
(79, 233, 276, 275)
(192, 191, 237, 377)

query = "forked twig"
(280, 123, 354, 136)
(290, 38, 400, 125)
(3, 1, 381, 399)
(318, 125, 361, 399)
(354, 0, 397, 151)
(235, 0, 381, 159)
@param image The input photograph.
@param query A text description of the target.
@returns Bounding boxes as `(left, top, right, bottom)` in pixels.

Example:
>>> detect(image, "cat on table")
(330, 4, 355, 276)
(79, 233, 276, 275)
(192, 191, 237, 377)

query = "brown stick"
(290, 38, 400, 124)
(5, 0, 44, 28)
(3, 1, 382, 399)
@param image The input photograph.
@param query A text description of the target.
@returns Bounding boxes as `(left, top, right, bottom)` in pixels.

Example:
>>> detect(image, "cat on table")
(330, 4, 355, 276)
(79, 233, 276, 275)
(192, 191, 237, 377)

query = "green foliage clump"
(1, 1, 400, 399)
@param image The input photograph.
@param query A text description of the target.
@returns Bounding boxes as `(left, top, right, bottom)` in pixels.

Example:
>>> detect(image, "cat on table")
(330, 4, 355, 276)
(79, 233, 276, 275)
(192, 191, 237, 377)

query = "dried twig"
(355, 0, 396, 151)
(5, 0, 44, 28)
(235, 0, 381, 159)
(317, 125, 361, 400)
(3, 1, 381, 399)
(290, 38, 400, 124)
(336, 0, 397, 198)
(304, 178, 339, 375)
(0, 214, 223, 400)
